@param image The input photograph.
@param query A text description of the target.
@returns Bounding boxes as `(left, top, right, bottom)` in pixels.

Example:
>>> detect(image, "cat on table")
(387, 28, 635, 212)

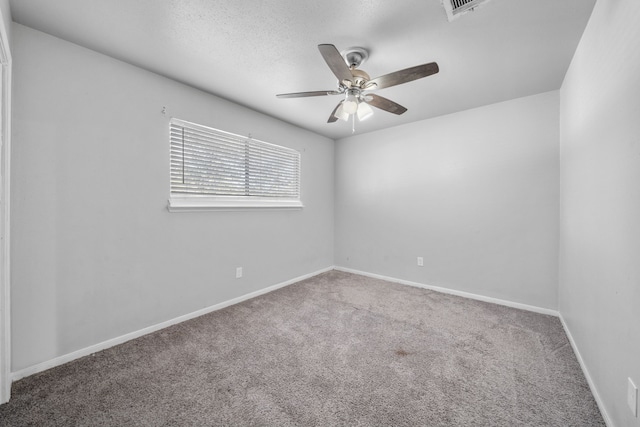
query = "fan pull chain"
(352, 113, 356, 134)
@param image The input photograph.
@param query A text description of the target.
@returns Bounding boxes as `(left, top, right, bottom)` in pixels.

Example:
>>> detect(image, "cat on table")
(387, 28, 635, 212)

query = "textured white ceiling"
(9, 0, 595, 139)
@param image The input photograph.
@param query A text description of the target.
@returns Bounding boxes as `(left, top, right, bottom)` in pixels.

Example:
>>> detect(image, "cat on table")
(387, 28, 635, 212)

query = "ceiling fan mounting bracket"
(341, 47, 369, 69)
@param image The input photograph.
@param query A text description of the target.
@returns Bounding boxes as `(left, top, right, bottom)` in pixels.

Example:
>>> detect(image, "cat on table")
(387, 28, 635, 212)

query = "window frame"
(167, 118, 303, 212)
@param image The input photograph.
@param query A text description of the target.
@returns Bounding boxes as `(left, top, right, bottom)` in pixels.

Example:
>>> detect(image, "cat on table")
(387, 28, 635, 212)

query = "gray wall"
(335, 91, 560, 310)
(0, 0, 9, 43)
(559, 0, 640, 425)
(10, 24, 334, 371)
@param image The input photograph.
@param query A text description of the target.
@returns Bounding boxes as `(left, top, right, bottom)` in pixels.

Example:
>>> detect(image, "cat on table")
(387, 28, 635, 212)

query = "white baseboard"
(334, 266, 559, 316)
(559, 314, 614, 427)
(11, 266, 334, 382)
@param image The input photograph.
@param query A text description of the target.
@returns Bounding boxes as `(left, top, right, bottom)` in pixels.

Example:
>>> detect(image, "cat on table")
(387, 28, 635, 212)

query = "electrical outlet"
(417, 257, 424, 267)
(629, 377, 638, 417)
(236, 267, 243, 279)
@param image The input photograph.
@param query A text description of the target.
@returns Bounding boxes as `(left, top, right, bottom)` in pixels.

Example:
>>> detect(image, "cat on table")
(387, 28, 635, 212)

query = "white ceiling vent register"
(442, 0, 492, 21)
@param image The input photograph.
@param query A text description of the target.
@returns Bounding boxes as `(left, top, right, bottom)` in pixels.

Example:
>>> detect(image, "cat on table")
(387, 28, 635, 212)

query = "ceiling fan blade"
(327, 102, 342, 123)
(365, 94, 407, 115)
(367, 62, 439, 90)
(318, 44, 353, 83)
(276, 90, 341, 98)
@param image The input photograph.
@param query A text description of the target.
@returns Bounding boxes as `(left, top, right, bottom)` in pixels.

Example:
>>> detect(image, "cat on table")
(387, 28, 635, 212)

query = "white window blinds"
(169, 119, 302, 211)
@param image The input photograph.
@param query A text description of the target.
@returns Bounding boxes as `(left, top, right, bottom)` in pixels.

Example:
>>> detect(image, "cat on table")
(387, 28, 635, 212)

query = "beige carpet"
(0, 270, 604, 426)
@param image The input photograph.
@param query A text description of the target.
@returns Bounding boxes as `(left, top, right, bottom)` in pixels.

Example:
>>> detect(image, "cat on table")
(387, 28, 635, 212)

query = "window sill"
(167, 196, 304, 212)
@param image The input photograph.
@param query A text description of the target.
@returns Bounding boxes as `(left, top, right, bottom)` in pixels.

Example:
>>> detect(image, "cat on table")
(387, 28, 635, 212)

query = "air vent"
(442, 0, 492, 21)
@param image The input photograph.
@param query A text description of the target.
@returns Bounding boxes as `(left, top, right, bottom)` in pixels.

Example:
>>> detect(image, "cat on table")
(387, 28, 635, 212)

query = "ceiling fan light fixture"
(357, 102, 373, 121)
(343, 91, 359, 115)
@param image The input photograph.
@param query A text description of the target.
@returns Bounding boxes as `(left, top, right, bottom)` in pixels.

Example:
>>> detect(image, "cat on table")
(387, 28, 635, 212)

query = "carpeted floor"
(0, 270, 604, 426)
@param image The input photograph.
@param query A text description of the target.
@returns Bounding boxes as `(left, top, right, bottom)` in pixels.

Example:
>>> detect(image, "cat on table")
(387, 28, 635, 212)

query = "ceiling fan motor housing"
(350, 69, 371, 87)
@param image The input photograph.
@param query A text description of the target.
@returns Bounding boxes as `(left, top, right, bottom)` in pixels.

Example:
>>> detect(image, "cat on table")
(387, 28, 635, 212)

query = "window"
(168, 119, 302, 211)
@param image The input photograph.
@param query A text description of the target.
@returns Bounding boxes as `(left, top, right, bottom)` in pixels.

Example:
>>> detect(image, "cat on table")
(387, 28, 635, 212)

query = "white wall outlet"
(417, 257, 424, 267)
(235, 267, 243, 279)
(629, 377, 638, 417)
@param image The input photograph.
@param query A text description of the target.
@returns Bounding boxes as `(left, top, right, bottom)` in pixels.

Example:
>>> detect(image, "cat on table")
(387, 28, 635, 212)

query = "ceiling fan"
(276, 44, 439, 124)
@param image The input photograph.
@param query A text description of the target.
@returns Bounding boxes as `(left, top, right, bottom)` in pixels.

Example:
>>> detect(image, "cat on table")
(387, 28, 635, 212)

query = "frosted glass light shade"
(357, 102, 373, 121)
(335, 103, 350, 121)
(343, 93, 359, 114)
